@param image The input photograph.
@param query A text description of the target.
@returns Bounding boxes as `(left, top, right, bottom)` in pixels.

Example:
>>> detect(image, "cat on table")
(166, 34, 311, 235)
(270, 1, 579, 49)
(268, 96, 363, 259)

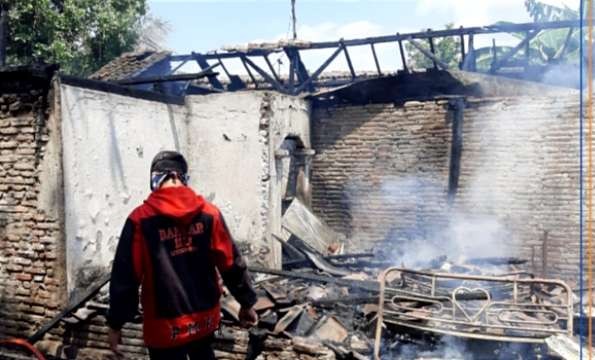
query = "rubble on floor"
(3, 202, 587, 360)
(226, 247, 584, 360)
(3, 250, 586, 359)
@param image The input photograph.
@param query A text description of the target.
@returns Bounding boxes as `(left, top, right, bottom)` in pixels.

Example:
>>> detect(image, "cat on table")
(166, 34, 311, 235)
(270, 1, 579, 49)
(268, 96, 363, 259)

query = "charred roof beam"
(169, 19, 591, 64)
(370, 43, 382, 76)
(146, 19, 593, 95)
(240, 55, 259, 88)
(294, 45, 343, 94)
(407, 38, 451, 70)
(490, 30, 540, 73)
(340, 40, 356, 79)
(192, 52, 224, 90)
(115, 63, 219, 85)
(241, 55, 287, 93)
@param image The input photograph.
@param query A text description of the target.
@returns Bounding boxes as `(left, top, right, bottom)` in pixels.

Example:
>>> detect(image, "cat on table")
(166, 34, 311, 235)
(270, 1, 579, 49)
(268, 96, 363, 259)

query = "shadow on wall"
(107, 111, 129, 195)
(166, 103, 181, 152)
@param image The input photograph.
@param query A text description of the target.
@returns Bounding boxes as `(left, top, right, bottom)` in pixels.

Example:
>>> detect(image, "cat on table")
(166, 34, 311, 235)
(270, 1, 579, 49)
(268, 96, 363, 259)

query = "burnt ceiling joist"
(121, 19, 589, 96)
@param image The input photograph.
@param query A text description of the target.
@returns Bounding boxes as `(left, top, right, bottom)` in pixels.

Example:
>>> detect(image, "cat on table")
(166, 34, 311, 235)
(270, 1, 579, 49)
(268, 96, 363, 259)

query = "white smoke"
(344, 92, 575, 269)
(373, 177, 513, 267)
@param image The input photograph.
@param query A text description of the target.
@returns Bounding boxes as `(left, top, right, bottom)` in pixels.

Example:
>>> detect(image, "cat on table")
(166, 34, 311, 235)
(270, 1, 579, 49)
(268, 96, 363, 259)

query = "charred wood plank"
(463, 33, 477, 71)
(284, 252, 374, 268)
(284, 47, 309, 84)
(370, 43, 382, 75)
(398, 37, 408, 72)
(170, 19, 591, 62)
(312, 295, 379, 306)
(341, 40, 356, 79)
(29, 273, 110, 343)
(116, 64, 219, 85)
(490, 30, 540, 73)
(192, 52, 224, 90)
(300, 248, 351, 276)
(264, 54, 282, 83)
(407, 39, 450, 70)
(555, 27, 575, 60)
(295, 46, 343, 94)
(240, 56, 258, 87)
(242, 56, 286, 92)
(465, 257, 528, 266)
(428, 35, 438, 69)
(249, 266, 380, 292)
(459, 31, 466, 69)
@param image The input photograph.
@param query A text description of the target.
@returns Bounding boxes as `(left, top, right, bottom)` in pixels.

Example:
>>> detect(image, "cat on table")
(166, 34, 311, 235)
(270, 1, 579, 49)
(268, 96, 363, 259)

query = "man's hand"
(108, 328, 123, 358)
(238, 306, 258, 328)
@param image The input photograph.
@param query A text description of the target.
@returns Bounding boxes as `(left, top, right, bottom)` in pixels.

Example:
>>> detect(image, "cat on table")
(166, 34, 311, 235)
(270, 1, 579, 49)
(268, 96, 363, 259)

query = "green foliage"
(405, 1, 583, 71)
(3, 0, 146, 76)
(405, 23, 461, 70)
(524, 0, 578, 22)
(522, 0, 581, 63)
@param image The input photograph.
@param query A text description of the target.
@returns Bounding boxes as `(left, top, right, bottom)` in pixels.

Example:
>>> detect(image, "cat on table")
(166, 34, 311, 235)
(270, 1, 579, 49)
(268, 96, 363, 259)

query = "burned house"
(0, 21, 590, 360)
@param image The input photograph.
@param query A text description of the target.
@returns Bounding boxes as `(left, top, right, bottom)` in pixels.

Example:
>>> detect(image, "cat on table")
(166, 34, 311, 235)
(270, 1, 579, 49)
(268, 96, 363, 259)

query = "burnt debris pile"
(213, 252, 580, 360)
(209, 199, 582, 360)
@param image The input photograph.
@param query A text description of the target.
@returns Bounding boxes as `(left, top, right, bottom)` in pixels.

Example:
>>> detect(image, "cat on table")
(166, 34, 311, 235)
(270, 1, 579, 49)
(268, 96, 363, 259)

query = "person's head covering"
(150, 150, 189, 190)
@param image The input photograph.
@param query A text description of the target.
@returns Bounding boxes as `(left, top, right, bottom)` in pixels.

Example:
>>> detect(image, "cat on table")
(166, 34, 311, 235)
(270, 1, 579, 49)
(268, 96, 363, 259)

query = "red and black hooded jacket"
(106, 186, 257, 348)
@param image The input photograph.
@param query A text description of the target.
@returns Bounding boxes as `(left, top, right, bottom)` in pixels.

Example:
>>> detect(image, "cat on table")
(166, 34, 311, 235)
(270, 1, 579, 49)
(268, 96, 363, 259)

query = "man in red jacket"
(107, 151, 258, 359)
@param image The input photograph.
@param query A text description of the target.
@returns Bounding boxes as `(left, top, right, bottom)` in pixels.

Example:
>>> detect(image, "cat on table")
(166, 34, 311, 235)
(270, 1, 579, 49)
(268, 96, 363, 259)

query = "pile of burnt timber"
(232, 254, 581, 360)
(218, 200, 582, 359)
(32, 198, 580, 359)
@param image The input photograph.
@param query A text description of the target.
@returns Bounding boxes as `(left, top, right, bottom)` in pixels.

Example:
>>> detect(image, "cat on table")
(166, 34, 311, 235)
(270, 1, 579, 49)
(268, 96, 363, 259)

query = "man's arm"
(107, 218, 141, 330)
(211, 212, 257, 312)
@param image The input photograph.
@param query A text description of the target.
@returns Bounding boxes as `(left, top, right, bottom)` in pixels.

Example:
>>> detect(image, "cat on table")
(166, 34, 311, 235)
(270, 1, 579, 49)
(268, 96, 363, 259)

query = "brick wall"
(311, 101, 452, 249)
(454, 96, 581, 279)
(0, 71, 152, 359)
(311, 94, 583, 280)
(0, 75, 66, 347)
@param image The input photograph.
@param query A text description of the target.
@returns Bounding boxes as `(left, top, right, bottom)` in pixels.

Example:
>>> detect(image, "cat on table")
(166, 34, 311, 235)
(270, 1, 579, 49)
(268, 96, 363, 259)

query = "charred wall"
(0, 67, 67, 348)
(311, 101, 452, 249)
(454, 96, 580, 279)
(311, 93, 582, 280)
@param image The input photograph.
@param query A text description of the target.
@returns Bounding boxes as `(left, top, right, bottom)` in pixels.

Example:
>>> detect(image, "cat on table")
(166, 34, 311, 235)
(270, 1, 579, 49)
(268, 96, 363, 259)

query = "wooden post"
(525, 30, 530, 66)
(542, 230, 549, 278)
(428, 35, 438, 69)
(459, 32, 466, 70)
(466, 34, 476, 71)
(490, 38, 498, 73)
(398, 37, 408, 73)
(448, 98, 465, 203)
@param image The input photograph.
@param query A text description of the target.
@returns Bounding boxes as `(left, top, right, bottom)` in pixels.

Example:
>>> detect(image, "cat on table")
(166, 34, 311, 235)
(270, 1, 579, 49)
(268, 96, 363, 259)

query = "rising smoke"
(345, 90, 572, 270)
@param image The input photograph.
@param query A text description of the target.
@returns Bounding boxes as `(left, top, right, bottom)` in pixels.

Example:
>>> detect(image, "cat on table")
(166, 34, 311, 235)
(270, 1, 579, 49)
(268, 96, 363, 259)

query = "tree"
(2, 0, 147, 76)
(521, 0, 580, 63)
(405, 1, 582, 72)
(405, 23, 461, 70)
(135, 13, 171, 52)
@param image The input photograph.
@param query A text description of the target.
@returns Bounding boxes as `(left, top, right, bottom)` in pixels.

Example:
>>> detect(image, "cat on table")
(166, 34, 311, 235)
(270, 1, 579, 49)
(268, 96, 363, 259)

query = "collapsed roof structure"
(89, 19, 585, 97)
(0, 20, 590, 360)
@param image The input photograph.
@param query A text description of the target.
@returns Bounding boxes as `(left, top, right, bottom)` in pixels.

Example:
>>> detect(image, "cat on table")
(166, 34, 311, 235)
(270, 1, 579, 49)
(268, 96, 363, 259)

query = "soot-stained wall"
(311, 93, 583, 281)
(60, 85, 311, 292)
(0, 70, 67, 352)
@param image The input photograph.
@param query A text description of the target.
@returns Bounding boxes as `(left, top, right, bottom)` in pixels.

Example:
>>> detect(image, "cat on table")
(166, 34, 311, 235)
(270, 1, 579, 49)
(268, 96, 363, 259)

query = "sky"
(147, 0, 580, 75)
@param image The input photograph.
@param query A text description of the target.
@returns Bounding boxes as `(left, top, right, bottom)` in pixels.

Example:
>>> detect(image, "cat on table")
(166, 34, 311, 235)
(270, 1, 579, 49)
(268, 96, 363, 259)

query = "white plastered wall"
(60, 84, 310, 292)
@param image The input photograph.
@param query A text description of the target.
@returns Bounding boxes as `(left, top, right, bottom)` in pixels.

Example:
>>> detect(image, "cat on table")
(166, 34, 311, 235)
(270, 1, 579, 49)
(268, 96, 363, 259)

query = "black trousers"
(148, 336, 215, 360)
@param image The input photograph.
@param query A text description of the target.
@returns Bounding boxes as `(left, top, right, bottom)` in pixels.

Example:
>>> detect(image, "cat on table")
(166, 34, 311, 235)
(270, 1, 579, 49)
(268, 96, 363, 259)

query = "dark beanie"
(150, 150, 188, 174)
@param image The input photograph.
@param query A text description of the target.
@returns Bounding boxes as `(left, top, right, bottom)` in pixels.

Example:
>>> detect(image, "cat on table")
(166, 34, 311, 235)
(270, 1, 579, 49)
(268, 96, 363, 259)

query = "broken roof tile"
(89, 50, 170, 81)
